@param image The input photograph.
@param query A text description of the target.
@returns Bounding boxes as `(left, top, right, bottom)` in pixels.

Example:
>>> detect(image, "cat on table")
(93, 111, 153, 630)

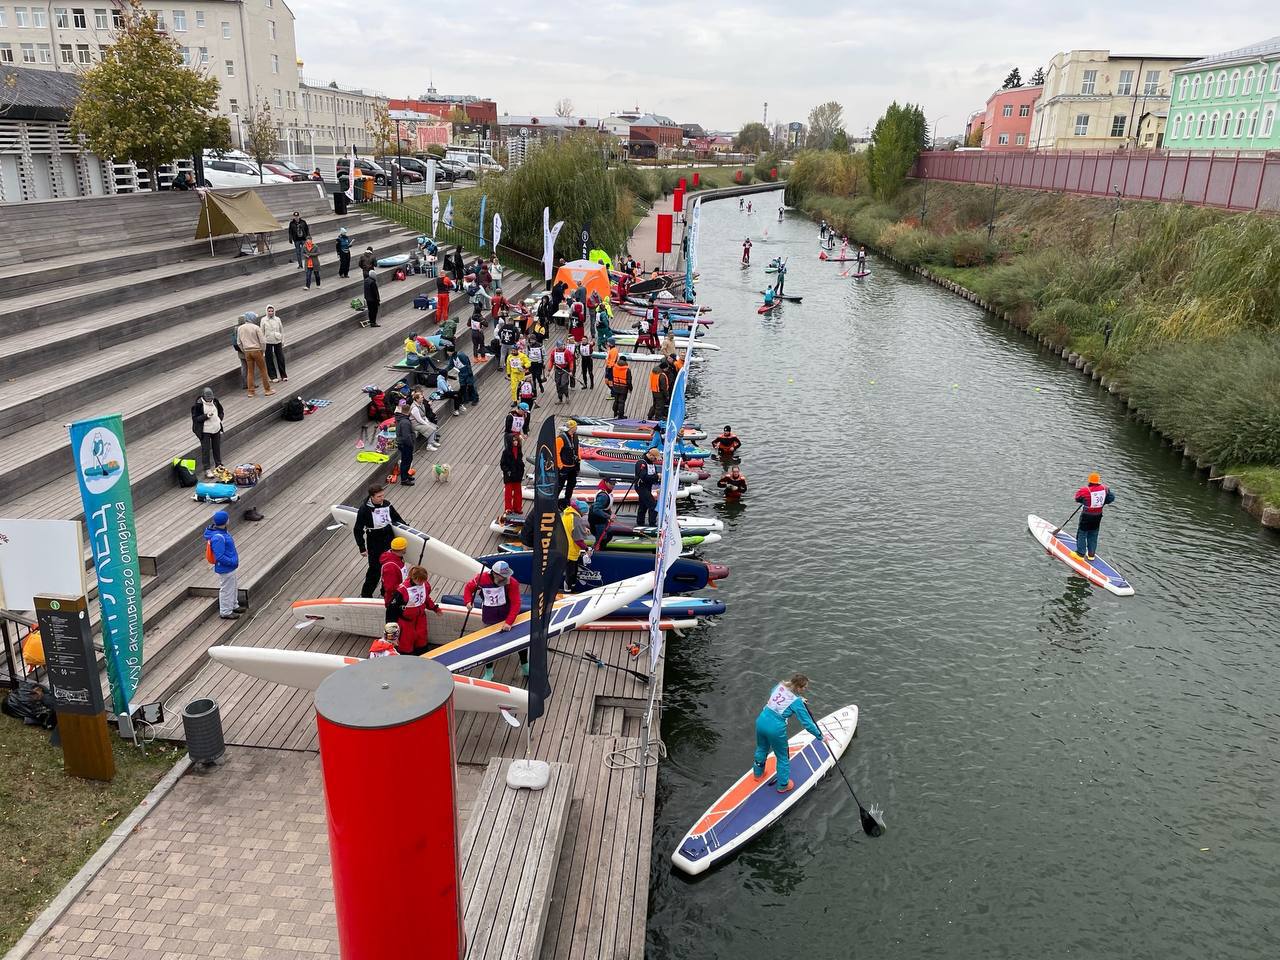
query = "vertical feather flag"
(525, 416, 567, 724)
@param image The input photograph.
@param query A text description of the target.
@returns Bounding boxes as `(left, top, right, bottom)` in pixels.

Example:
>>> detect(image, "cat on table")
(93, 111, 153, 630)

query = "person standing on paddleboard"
(463, 561, 523, 681)
(1073, 472, 1115, 561)
(753, 674, 827, 794)
(741, 237, 752, 265)
(355, 483, 406, 598)
(774, 259, 788, 295)
(856, 246, 868, 270)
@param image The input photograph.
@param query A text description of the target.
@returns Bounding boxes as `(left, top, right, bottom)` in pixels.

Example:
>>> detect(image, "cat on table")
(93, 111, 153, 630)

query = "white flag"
(431, 191, 440, 237)
(443, 197, 454, 229)
(493, 212, 503, 252)
(542, 206, 564, 284)
(344, 144, 356, 201)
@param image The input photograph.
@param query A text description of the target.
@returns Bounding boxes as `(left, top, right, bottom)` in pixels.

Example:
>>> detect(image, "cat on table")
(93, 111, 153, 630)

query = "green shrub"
(942, 231, 997, 267)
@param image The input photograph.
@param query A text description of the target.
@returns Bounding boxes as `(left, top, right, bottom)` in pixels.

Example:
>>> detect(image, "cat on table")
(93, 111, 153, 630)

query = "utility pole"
(1110, 185, 1122, 246)
(763, 101, 768, 133)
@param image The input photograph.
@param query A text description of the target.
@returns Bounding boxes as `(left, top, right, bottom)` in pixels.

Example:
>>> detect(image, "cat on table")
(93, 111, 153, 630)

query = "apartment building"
(1164, 36, 1280, 151)
(979, 85, 1042, 150)
(0, 0, 303, 149)
(298, 78, 387, 160)
(1029, 50, 1200, 150)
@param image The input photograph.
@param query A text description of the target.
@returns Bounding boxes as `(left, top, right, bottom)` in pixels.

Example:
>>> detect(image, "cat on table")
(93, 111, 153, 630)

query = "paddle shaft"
(548, 646, 649, 684)
(1053, 504, 1082, 535)
(457, 605, 474, 640)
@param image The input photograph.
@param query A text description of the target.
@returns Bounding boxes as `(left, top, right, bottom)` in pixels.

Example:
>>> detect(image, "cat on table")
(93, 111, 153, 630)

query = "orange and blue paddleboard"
(1027, 514, 1134, 596)
(672, 705, 859, 876)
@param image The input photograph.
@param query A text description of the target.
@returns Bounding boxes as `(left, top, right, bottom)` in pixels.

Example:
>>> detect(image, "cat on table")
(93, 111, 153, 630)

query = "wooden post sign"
(34, 595, 115, 781)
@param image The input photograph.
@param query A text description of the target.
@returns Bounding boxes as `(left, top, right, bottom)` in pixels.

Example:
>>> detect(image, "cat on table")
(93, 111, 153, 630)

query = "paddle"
(1052, 505, 1081, 535)
(829, 752, 886, 837)
(457, 603, 474, 639)
(548, 646, 650, 684)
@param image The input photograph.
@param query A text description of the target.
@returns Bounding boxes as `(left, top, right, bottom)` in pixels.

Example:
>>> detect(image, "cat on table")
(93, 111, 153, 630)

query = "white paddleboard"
(330, 505, 482, 583)
(672, 705, 859, 876)
(1027, 514, 1134, 596)
(207, 646, 529, 715)
(610, 334, 720, 351)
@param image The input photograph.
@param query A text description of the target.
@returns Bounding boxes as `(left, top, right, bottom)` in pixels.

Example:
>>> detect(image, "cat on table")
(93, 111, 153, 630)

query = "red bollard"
(315, 656, 463, 960)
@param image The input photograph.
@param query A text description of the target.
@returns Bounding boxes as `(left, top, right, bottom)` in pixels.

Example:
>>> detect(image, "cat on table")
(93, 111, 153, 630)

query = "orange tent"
(553, 259, 612, 303)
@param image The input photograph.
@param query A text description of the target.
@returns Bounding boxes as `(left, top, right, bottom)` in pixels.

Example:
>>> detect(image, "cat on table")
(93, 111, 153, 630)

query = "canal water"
(646, 188, 1280, 959)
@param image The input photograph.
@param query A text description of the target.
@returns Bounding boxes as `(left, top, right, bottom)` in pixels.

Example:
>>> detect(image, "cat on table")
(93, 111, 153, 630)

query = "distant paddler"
(778, 206, 784, 222)
(753, 674, 828, 794)
(741, 236, 753, 265)
(773, 258, 788, 295)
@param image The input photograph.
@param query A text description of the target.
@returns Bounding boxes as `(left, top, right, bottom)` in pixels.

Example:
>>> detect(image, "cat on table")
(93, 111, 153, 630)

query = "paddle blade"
(860, 803, 886, 837)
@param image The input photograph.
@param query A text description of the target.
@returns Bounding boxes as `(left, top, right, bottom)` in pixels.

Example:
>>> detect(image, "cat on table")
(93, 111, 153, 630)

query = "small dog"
(432, 463, 452, 483)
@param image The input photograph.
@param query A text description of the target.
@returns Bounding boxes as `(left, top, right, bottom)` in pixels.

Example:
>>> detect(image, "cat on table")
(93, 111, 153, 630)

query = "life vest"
(528, 344, 544, 362)
(519, 379, 535, 400)
(649, 370, 661, 393)
(556, 432, 579, 467)
(605, 346, 620, 369)
(610, 366, 630, 389)
(552, 347, 572, 369)
(1078, 483, 1109, 515)
(402, 582, 428, 609)
(369, 638, 399, 658)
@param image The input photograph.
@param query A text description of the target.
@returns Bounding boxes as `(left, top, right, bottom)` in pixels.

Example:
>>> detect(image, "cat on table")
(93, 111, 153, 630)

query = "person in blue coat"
(203, 510, 244, 620)
(753, 674, 826, 793)
(446, 345, 480, 406)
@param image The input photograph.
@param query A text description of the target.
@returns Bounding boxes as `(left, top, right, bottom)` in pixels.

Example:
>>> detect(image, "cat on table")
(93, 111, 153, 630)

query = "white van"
(202, 155, 293, 187)
(445, 149, 504, 174)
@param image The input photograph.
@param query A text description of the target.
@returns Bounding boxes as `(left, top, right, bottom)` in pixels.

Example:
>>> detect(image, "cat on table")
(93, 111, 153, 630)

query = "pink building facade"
(980, 86, 1043, 150)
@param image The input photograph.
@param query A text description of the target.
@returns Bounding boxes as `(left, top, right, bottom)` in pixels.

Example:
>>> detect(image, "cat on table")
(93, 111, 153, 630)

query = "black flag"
(581, 221, 590, 260)
(525, 415, 567, 724)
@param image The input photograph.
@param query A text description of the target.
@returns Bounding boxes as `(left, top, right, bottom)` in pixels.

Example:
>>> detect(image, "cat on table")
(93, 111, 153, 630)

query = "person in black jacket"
(336, 227, 352, 278)
(190, 386, 226, 478)
(634, 448, 661, 527)
(500, 434, 525, 518)
(354, 483, 406, 597)
(364, 269, 381, 327)
(287, 211, 310, 269)
(394, 401, 416, 487)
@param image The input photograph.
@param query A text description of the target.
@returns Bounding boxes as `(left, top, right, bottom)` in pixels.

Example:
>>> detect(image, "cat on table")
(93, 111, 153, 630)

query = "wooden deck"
(143, 293, 668, 958)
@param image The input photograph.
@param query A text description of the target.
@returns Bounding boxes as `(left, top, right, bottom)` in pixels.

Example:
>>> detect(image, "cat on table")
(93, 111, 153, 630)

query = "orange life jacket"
(610, 366, 631, 389)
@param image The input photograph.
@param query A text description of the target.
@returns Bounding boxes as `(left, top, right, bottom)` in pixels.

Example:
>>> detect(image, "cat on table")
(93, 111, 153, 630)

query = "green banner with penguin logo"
(68, 414, 143, 716)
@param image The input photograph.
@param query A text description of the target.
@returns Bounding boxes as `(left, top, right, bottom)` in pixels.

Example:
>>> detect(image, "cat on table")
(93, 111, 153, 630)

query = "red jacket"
(1074, 482, 1113, 516)
(387, 580, 441, 652)
(462, 571, 521, 626)
(379, 549, 406, 602)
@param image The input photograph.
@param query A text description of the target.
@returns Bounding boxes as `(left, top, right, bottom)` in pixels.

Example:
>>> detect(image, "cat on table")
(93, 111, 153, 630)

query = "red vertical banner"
(692, 172, 700, 187)
(655, 214, 673, 253)
(770, 167, 778, 180)
(316, 657, 464, 960)
(672, 188, 684, 212)
(677, 177, 687, 191)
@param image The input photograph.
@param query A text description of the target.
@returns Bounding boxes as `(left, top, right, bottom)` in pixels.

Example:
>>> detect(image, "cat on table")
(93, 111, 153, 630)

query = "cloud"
(293, 0, 1274, 134)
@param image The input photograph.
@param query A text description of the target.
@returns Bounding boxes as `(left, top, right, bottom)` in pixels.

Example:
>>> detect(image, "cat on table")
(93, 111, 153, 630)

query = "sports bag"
(414, 294, 432, 310)
(365, 390, 388, 421)
(211, 465, 234, 484)
(195, 482, 238, 503)
(233, 463, 263, 487)
(171, 457, 198, 487)
(282, 396, 305, 421)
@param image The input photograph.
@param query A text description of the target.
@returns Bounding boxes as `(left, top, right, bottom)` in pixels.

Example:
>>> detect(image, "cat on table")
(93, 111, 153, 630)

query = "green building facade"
(1165, 37, 1280, 150)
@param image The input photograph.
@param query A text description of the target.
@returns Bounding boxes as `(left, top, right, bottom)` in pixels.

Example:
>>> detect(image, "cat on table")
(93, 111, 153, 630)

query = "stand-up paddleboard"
(207, 646, 530, 715)
(574, 424, 706, 442)
(757, 291, 803, 303)
(589, 350, 705, 366)
(581, 436, 714, 457)
(568, 416, 706, 435)
(672, 705, 859, 876)
(521, 483, 702, 502)
(488, 511, 717, 538)
(438, 594, 727, 619)
(610, 333, 720, 351)
(577, 460, 708, 484)
(757, 301, 780, 315)
(1027, 514, 1134, 596)
(479, 550, 727, 593)
(580, 445, 705, 468)
(496, 537, 703, 558)
(818, 252, 857, 262)
(329, 505, 481, 583)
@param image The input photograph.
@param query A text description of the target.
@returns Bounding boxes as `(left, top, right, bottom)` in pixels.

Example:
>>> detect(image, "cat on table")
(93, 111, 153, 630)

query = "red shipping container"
(672, 188, 684, 212)
(655, 214, 673, 253)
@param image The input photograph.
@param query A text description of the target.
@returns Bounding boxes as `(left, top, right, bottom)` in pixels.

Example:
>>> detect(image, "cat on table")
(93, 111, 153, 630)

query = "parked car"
(262, 161, 307, 182)
(446, 149, 504, 174)
(202, 157, 293, 187)
(436, 157, 475, 181)
(336, 157, 389, 185)
(375, 158, 425, 184)
(379, 155, 448, 183)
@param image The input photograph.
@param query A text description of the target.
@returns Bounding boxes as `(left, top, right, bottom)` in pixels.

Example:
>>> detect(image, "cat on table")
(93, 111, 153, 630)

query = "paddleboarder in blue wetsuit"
(773, 259, 787, 295)
(753, 674, 827, 794)
(762, 287, 775, 308)
(1073, 472, 1115, 561)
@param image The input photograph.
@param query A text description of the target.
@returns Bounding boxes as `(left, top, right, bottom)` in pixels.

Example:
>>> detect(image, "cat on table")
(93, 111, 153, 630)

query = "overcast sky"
(295, 1, 1273, 136)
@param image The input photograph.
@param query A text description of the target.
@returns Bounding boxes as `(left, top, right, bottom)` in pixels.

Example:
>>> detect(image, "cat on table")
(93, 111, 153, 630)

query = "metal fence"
(913, 149, 1280, 213)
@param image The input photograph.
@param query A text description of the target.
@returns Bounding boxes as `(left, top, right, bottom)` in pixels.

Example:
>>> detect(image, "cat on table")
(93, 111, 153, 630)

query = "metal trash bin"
(334, 190, 349, 215)
(182, 697, 225, 765)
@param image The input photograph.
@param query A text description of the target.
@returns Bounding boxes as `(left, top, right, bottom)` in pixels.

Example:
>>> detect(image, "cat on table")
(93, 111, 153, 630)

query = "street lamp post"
(987, 177, 1000, 242)
(1110, 184, 1122, 246)
(921, 115, 946, 224)
(395, 118, 404, 202)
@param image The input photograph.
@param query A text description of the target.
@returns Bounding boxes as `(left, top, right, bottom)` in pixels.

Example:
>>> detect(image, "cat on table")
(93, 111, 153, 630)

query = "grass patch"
(0, 720, 180, 951)
(1227, 465, 1280, 505)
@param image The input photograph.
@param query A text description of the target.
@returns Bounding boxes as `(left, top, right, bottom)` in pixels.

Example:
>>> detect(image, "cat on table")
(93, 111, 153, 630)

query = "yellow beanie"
(391, 537, 408, 550)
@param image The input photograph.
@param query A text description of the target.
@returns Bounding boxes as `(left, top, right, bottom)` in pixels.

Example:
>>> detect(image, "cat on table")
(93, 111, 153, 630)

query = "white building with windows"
(1029, 49, 1201, 150)
(0, 0, 304, 150)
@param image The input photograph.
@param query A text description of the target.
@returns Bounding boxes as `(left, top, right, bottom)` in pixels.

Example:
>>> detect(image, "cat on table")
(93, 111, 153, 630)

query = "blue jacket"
(757, 682, 822, 738)
(451, 353, 475, 383)
(204, 525, 239, 574)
